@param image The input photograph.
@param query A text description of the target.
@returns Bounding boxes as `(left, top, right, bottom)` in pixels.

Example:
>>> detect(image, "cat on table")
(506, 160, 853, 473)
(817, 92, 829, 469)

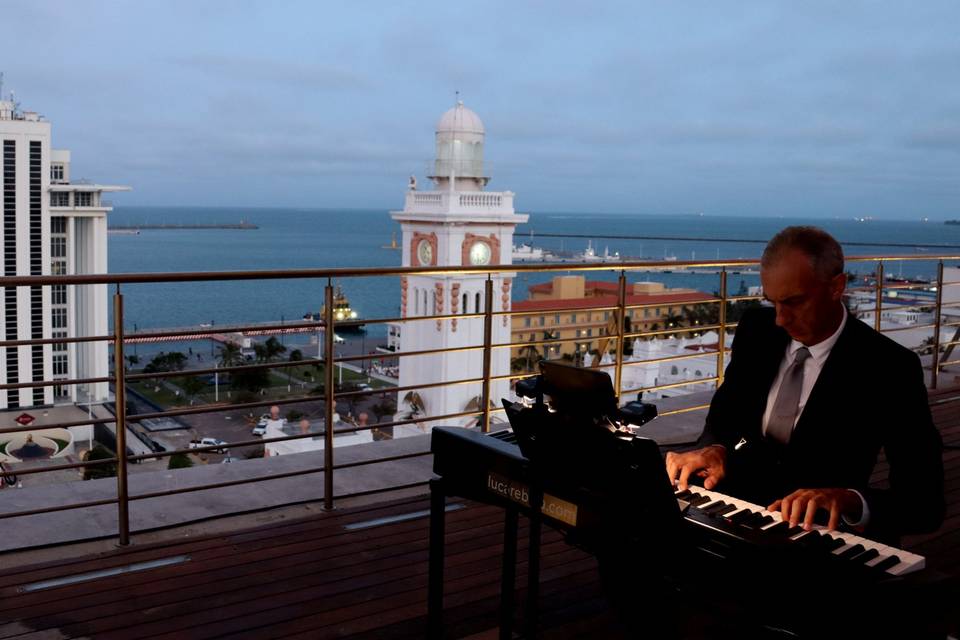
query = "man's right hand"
(665, 445, 727, 491)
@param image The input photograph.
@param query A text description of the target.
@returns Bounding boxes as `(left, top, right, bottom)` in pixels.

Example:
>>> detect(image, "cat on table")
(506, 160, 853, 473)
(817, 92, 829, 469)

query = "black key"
(837, 544, 866, 559)
(740, 511, 763, 529)
(796, 530, 822, 546)
(755, 515, 775, 528)
(762, 521, 790, 536)
(675, 489, 693, 500)
(714, 503, 739, 517)
(785, 526, 804, 538)
(688, 494, 712, 507)
(824, 536, 847, 551)
(728, 509, 756, 525)
(871, 555, 901, 572)
(852, 548, 880, 564)
(702, 501, 730, 515)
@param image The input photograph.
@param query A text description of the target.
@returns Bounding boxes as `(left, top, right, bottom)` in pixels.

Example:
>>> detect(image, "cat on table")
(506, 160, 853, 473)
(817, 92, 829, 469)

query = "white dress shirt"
(759, 305, 869, 526)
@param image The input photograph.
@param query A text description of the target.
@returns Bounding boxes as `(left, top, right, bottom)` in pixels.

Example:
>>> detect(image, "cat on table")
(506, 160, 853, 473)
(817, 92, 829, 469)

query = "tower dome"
(431, 101, 488, 188)
(436, 102, 485, 135)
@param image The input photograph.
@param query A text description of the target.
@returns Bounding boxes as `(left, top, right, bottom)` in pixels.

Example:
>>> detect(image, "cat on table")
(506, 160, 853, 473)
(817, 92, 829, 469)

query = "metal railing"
(0, 254, 957, 546)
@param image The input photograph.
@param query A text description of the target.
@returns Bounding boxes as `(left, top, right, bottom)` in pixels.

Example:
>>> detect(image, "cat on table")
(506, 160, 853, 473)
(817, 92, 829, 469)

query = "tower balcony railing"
(403, 189, 514, 215)
(0, 254, 958, 549)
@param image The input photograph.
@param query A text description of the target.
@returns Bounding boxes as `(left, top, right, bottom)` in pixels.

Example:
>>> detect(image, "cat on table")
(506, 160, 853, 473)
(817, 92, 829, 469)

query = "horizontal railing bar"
(2, 254, 960, 289)
(0, 416, 117, 435)
(623, 375, 720, 395)
(880, 322, 937, 334)
(130, 467, 330, 502)
(0, 375, 112, 391)
(0, 456, 119, 477)
(0, 333, 112, 348)
(621, 350, 721, 368)
(657, 403, 711, 418)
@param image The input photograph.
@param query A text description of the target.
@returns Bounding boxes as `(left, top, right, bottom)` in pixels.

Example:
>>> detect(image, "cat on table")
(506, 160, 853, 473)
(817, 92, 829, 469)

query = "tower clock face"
(469, 240, 492, 265)
(417, 238, 433, 265)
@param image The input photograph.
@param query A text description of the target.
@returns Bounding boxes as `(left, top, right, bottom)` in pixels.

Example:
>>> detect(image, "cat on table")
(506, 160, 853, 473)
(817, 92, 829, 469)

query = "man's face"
(760, 248, 846, 346)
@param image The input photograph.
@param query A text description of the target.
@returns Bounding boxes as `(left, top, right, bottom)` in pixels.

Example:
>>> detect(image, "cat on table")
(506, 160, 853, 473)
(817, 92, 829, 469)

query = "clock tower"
(391, 102, 528, 430)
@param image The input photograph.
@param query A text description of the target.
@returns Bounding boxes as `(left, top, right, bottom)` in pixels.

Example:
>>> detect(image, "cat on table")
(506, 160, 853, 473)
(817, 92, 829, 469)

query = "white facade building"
(0, 96, 129, 411)
(391, 103, 527, 430)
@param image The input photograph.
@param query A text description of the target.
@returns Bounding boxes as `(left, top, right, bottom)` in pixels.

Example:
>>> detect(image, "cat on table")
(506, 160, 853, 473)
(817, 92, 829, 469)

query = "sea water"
(108, 206, 960, 339)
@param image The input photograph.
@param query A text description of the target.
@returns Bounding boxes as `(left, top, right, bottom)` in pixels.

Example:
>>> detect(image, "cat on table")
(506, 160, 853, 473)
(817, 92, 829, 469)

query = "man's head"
(760, 226, 846, 346)
(270, 405, 280, 420)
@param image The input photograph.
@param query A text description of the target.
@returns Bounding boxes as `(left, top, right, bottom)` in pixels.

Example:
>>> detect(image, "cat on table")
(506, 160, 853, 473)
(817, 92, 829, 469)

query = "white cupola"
(430, 101, 489, 190)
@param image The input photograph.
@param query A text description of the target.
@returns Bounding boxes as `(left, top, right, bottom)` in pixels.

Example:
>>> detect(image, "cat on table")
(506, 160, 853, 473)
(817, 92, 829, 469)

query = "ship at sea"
(303, 285, 366, 333)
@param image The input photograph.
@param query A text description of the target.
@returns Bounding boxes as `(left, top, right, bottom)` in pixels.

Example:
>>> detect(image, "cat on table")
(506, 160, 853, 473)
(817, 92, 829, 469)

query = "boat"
(512, 242, 552, 261)
(304, 285, 366, 333)
(573, 240, 620, 263)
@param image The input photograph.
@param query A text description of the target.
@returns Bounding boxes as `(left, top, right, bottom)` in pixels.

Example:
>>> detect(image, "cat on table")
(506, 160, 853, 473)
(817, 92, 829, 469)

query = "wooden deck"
(0, 391, 958, 639)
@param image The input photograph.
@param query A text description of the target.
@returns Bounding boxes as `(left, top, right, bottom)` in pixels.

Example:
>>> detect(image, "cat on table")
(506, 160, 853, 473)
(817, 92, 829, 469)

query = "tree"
(289, 349, 304, 362)
(217, 342, 242, 367)
(143, 351, 188, 375)
(264, 336, 287, 361)
(83, 445, 117, 480)
(253, 343, 268, 363)
(126, 354, 140, 368)
(178, 375, 207, 405)
(168, 452, 194, 470)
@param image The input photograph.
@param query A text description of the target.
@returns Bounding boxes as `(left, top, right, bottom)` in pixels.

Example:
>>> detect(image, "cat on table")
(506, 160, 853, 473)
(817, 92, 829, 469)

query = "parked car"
(252, 423, 267, 436)
(189, 437, 228, 454)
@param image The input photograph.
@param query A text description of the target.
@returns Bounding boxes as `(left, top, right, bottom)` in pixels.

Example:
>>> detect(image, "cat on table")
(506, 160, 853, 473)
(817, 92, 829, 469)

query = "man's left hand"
(768, 488, 862, 531)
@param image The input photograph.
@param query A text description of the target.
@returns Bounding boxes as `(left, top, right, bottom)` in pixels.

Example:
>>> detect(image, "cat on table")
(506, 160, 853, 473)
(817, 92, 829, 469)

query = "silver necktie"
(766, 347, 811, 445)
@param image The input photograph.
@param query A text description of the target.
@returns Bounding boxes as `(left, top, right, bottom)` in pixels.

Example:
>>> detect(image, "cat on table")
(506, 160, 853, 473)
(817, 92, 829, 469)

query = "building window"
(644, 308, 650, 319)
(52, 284, 67, 305)
(52, 307, 67, 328)
(51, 261, 66, 275)
(50, 192, 69, 207)
(51, 236, 66, 258)
(50, 164, 64, 181)
(53, 354, 68, 376)
(554, 313, 560, 324)
(475, 292, 481, 313)
(463, 293, 468, 314)
(538, 316, 545, 327)
(51, 216, 66, 233)
(53, 330, 67, 352)
(524, 317, 531, 327)
(570, 314, 576, 323)
(75, 192, 93, 207)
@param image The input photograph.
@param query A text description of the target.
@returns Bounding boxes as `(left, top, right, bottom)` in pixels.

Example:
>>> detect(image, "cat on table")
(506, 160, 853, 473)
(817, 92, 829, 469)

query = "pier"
(108, 222, 259, 230)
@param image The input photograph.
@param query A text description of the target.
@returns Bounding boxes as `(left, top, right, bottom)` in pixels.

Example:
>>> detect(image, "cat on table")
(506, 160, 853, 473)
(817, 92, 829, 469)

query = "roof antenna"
(0, 72, 4, 100)
(455, 90, 460, 105)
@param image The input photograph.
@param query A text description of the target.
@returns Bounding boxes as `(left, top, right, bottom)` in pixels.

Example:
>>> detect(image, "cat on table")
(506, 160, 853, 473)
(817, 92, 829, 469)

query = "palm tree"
(264, 336, 287, 361)
(217, 342, 242, 367)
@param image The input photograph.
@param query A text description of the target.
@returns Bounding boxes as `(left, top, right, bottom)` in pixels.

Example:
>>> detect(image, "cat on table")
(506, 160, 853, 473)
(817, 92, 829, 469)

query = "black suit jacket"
(698, 306, 944, 542)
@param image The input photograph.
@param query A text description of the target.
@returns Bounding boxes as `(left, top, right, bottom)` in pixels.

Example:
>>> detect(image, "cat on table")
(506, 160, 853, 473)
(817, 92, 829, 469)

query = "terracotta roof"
(513, 291, 712, 312)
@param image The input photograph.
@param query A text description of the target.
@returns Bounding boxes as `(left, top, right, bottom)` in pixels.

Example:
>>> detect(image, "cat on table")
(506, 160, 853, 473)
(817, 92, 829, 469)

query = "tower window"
(50, 192, 69, 207)
(50, 164, 64, 181)
(75, 192, 93, 206)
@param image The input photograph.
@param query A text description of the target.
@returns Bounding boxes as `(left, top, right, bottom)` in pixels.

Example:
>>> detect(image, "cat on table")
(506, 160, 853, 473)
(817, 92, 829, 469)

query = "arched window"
(670, 365, 679, 376)
(476, 292, 482, 313)
(463, 293, 468, 314)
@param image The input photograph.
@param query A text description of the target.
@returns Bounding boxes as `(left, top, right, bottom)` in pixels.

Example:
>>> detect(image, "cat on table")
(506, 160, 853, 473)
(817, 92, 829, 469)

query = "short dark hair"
(761, 226, 844, 281)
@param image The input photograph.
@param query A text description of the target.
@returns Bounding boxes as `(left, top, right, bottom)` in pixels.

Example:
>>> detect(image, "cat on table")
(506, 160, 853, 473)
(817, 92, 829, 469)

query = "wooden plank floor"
(1, 391, 959, 639)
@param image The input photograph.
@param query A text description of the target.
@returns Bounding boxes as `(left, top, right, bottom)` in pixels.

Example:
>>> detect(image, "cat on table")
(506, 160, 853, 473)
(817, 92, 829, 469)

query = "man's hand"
(768, 488, 862, 531)
(665, 445, 727, 491)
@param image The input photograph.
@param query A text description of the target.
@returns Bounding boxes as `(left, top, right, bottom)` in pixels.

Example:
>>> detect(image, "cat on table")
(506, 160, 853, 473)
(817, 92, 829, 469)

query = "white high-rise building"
(0, 95, 129, 410)
(391, 102, 527, 429)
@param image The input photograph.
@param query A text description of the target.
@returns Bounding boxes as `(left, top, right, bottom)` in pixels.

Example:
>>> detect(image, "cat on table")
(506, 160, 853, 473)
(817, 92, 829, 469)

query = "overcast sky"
(2, 1, 958, 218)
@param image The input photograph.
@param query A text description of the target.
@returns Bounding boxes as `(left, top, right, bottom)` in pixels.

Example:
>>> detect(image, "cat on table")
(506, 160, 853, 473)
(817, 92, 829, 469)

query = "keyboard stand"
(427, 477, 544, 640)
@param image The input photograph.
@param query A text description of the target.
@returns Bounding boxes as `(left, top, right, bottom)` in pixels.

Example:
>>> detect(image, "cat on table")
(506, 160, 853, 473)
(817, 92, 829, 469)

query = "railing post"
(931, 261, 945, 390)
(112, 287, 130, 546)
(874, 262, 884, 332)
(481, 277, 494, 433)
(716, 268, 728, 387)
(614, 271, 627, 401)
(323, 282, 335, 511)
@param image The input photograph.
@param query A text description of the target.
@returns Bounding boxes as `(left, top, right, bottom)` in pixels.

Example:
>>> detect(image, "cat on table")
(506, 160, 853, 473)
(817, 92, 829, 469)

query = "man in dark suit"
(666, 226, 944, 542)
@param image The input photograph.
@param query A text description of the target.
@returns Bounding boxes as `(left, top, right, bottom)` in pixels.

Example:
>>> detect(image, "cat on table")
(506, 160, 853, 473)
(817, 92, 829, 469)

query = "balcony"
(1, 256, 959, 637)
